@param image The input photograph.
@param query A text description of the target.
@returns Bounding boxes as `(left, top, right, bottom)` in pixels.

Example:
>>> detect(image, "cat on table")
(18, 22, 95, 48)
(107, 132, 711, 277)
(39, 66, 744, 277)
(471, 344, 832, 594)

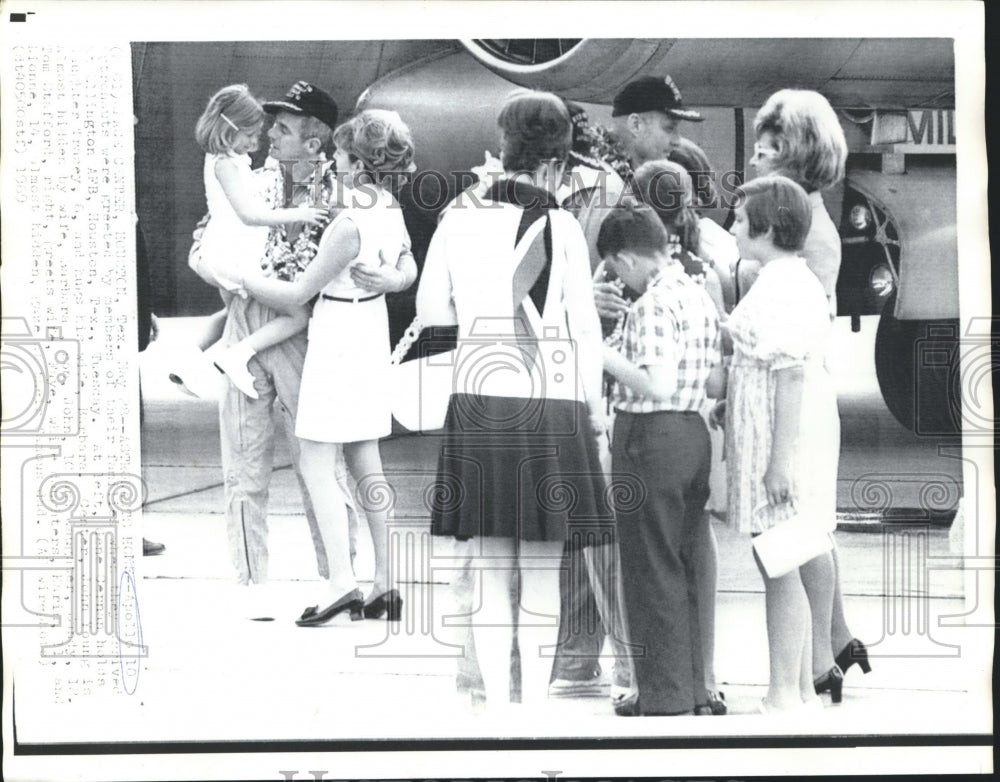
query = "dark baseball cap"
(263, 81, 339, 131)
(612, 75, 703, 122)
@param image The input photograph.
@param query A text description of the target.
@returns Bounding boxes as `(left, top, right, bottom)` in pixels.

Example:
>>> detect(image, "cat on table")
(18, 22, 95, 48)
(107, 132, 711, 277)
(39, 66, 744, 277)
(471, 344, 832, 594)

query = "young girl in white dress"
(191, 83, 327, 397)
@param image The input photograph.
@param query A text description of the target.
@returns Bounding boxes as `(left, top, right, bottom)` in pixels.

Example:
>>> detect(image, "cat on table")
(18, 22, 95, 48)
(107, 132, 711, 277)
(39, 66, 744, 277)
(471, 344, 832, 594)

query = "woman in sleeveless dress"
(243, 110, 417, 624)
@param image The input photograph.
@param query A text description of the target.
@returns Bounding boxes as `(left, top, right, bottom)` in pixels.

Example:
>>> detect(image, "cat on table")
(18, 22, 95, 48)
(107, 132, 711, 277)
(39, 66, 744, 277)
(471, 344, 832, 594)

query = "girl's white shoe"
(167, 345, 223, 399)
(211, 343, 259, 399)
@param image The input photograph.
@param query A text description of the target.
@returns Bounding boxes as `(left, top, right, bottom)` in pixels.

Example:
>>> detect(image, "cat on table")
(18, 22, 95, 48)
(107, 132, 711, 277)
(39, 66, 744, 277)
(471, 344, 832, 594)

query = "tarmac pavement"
(119, 318, 990, 743)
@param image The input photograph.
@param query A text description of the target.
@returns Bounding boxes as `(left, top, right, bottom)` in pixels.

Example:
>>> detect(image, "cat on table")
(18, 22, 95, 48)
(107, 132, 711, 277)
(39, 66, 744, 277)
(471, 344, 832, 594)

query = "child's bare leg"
(238, 304, 308, 353)
(197, 307, 229, 351)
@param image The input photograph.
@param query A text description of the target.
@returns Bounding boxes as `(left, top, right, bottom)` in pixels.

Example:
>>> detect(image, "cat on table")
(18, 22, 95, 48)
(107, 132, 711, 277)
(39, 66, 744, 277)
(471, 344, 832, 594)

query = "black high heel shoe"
(835, 638, 872, 676)
(296, 589, 364, 626)
(813, 665, 844, 703)
(363, 589, 402, 621)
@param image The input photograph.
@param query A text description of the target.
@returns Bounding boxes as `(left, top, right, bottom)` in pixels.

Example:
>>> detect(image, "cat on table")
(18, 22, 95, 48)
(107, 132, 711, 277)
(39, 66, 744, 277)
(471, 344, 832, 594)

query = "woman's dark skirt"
(429, 393, 612, 546)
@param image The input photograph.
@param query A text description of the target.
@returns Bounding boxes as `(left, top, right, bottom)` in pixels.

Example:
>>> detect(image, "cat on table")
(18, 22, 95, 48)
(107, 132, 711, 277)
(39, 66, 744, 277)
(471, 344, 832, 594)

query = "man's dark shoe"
(143, 538, 165, 556)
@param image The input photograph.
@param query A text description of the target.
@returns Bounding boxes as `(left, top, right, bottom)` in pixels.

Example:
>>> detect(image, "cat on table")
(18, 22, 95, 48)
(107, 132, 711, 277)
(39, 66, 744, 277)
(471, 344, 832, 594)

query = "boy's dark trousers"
(612, 409, 710, 715)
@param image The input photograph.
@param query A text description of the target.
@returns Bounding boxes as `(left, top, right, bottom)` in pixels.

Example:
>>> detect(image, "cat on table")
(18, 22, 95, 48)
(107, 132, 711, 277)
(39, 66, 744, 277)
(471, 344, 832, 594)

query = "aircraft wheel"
(874, 291, 962, 436)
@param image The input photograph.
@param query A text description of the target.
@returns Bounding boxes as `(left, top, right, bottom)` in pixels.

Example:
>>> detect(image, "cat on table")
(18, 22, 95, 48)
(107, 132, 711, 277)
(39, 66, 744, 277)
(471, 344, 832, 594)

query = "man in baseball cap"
(593, 74, 706, 339)
(263, 80, 339, 130)
(263, 80, 339, 163)
(611, 75, 703, 169)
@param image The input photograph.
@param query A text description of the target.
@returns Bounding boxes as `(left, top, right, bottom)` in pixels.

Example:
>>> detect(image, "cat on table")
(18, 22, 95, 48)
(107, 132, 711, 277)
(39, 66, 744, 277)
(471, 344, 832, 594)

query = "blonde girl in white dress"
(242, 110, 417, 625)
(192, 84, 327, 398)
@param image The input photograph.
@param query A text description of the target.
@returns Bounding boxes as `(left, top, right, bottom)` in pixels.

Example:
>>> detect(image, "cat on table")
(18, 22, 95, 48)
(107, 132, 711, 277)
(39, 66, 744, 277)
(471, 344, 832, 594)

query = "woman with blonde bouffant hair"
(748, 89, 868, 703)
(751, 89, 848, 310)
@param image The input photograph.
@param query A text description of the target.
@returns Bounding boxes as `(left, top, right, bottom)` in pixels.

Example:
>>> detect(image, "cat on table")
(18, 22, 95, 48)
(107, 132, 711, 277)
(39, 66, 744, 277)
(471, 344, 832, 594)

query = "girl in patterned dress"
(719, 175, 839, 714)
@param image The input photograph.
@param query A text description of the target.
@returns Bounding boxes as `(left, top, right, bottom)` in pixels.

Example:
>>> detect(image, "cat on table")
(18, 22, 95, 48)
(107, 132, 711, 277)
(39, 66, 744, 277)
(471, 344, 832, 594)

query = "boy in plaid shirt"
(598, 203, 722, 716)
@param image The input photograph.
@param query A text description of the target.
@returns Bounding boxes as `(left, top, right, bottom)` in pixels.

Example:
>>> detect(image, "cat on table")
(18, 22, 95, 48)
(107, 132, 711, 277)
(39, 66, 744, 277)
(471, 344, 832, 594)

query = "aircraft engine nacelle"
(459, 39, 676, 103)
(356, 41, 669, 236)
(356, 47, 613, 254)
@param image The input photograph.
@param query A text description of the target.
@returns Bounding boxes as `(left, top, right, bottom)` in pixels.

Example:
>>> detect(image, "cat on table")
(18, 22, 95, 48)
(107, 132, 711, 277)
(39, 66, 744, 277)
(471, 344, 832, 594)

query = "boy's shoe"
(611, 687, 640, 716)
(548, 666, 609, 698)
(211, 343, 259, 399)
(695, 690, 727, 716)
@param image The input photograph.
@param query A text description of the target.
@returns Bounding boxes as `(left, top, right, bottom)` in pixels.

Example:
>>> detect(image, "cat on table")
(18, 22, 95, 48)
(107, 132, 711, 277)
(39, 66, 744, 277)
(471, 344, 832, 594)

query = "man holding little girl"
(198, 80, 339, 619)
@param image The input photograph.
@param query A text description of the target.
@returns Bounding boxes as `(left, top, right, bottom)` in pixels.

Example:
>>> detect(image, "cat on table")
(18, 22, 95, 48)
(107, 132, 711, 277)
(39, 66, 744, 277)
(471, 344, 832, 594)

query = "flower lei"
(256, 163, 336, 281)
(587, 124, 632, 183)
(670, 238, 708, 285)
(576, 124, 631, 351)
(564, 117, 635, 405)
(574, 124, 632, 354)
